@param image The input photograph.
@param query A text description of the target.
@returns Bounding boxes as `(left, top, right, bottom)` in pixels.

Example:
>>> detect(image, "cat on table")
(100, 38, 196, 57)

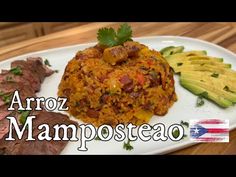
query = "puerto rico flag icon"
(190, 119, 229, 142)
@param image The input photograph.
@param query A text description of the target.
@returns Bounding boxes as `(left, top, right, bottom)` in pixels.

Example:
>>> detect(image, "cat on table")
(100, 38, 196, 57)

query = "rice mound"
(58, 41, 177, 126)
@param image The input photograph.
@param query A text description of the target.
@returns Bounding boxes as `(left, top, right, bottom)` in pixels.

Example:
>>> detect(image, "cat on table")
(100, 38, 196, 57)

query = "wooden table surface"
(0, 22, 236, 154)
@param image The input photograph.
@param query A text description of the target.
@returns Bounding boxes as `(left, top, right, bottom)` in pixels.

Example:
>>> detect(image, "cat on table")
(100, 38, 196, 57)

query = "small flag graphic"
(190, 119, 229, 142)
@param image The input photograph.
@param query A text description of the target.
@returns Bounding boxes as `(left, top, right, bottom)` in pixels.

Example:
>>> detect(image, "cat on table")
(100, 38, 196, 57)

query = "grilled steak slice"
(11, 61, 41, 91)
(0, 118, 9, 140)
(0, 111, 77, 155)
(0, 82, 35, 100)
(27, 57, 54, 80)
(0, 105, 11, 121)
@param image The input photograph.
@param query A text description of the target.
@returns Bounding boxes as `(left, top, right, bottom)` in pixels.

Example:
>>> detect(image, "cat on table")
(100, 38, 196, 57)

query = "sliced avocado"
(180, 77, 236, 103)
(190, 60, 230, 68)
(168, 56, 224, 68)
(170, 60, 231, 73)
(166, 51, 207, 62)
(173, 63, 232, 73)
(180, 80, 233, 108)
(175, 64, 236, 77)
(181, 71, 236, 92)
(186, 56, 223, 62)
(160, 46, 184, 58)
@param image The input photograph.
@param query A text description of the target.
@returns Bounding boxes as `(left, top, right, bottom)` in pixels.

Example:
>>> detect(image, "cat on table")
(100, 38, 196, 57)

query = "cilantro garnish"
(6, 76, 14, 82)
(211, 73, 219, 78)
(44, 59, 52, 67)
(196, 91, 208, 107)
(123, 139, 133, 151)
(180, 120, 189, 128)
(97, 23, 132, 47)
(19, 111, 30, 125)
(223, 86, 235, 93)
(2, 94, 12, 104)
(177, 63, 183, 66)
(95, 128, 108, 141)
(197, 97, 205, 107)
(0, 91, 4, 96)
(10, 66, 22, 75)
(95, 136, 101, 141)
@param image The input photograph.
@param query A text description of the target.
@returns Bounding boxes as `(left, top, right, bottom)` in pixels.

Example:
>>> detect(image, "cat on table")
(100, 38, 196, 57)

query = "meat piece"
(62, 88, 71, 97)
(27, 57, 54, 78)
(123, 41, 144, 57)
(123, 83, 134, 93)
(148, 71, 161, 87)
(142, 102, 152, 110)
(119, 75, 134, 93)
(94, 44, 106, 53)
(11, 58, 54, 91)
(0, 111, 77, 155)
(0, 98, 5, 107)
(0, 71, 34, 92)
(0, 110, 10, 121)
(76, 47, 103, 60)
(0, 82, 35, 100)
(0, 82, 16, 94)
(119, 75, 132, 85)
(1, 70, 8, 74)
(0, 118, 9, 139)
(103, 45, 128, 65)
(130, 91, 141, 98)
(11, 61, 41, 91)
(100, 93, 109, 104)
(86, 108, 99, 118)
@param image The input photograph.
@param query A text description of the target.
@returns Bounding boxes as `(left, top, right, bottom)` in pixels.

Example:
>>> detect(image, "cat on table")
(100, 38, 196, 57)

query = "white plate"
(1, 36, 236, 154)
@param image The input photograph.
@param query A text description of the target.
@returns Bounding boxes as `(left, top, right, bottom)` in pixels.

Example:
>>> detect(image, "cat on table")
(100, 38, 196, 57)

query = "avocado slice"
(180, 81, 233, 108)
(180, 77, 236, 103)
(186, 56, 223, 62)
(170, 60, 231, 73)
(175, 64, 236, 77)
(160, 46, 184, 58)
(168, 56, 223, 65)
(181, 71, 236, 92)
(166, 51, 207, 62)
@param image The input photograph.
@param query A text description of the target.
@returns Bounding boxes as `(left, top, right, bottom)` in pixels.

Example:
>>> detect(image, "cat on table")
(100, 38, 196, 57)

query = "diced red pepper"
(147, 59, 154, 66)
(137, 73, 145, 85)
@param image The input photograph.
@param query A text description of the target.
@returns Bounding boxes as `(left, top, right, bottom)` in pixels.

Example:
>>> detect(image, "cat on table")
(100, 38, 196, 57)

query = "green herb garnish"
(97, 23, 132, 47)
(180, 120, 189, 128)
(19, 111, 30, 125)
(54, 70, 59, 73)
(0, 91, 4, 96)
(211, 73, 219, 78)
(196, 91, 208, 107)
(2, 94, 11, 104)
(44, 59, 51, 67)
(6, 76, 13, 82)
(94, 128, 108, 141)
(123, 139, 133, 151)
(10, 66, 22, 75)
(199, 91, 208, 98)
(197, 97, 205, 107)
(177, 63, 183, 66)
(95, 136, 101, 141)
(223, 86, 235, 93)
